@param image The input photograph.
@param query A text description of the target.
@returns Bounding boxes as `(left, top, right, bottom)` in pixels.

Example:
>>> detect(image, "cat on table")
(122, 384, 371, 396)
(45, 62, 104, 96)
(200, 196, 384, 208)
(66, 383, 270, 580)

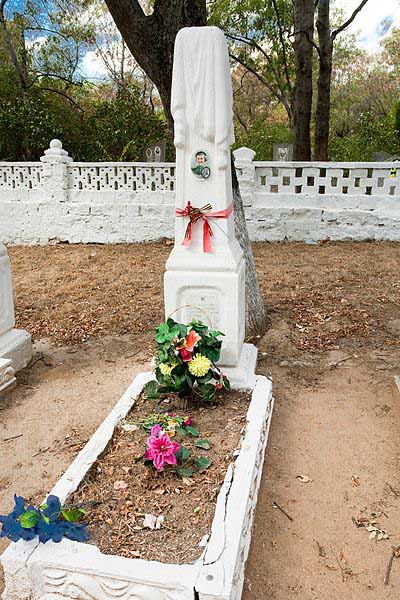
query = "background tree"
(314, 0, 370, 160)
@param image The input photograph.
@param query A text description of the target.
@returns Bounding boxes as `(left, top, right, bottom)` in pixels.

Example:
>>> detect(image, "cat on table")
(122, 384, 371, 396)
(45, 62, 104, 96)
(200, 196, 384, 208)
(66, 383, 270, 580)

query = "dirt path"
(244, 358, 400, 599)
(1, 241, 399, 597)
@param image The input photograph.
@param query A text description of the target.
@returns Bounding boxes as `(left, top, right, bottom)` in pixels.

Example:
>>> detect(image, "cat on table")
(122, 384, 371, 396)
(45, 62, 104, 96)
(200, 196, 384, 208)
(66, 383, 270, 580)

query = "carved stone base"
(0, 358, 16, 395)
(164, 259, 245, 367)
(220, 343, 258, 390)
(0, 328, 32, 373)
(1, 372, 274, 600)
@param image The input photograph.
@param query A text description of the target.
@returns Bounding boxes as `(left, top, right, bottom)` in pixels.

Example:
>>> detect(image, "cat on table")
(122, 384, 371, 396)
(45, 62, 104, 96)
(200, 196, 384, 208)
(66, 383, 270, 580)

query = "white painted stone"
(165, 26, 245, 367)
(0, 243, 32, 372)
(221, 343, 258, 390)
(0, 358, 16, 394)
(1, 373, 274, 600)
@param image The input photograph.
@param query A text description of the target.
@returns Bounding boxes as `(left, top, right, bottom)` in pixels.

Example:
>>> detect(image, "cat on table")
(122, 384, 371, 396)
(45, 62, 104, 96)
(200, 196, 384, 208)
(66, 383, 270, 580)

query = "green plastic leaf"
(61, 507, 86, 523)
(19, 510, 38, 529)
(176, 446, 190, 462)
(144, 380, 160, 399)
(177, 467, 194, 477)
(195, 439, 211, 450)
(176, 427, 187, 437)
(186, 426, 199, 437)
(196, 456, 212, 471)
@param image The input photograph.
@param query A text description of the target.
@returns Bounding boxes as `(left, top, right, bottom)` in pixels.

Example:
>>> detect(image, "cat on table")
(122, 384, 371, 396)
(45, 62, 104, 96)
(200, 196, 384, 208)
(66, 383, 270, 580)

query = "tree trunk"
(292, 0, 314, 160)
(314, 0, 333, 161)
(232, 156, 268, 338)
(105, 0, 268, 338)
(0, 10, 29, 103)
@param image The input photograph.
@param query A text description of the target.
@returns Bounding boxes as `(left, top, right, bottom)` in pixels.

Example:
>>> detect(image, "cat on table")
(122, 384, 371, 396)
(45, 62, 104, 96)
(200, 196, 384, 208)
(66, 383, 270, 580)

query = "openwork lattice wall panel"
(67, 163, 176, 192)
(0, 164, 43, 190)
(255, 163, 399, 197)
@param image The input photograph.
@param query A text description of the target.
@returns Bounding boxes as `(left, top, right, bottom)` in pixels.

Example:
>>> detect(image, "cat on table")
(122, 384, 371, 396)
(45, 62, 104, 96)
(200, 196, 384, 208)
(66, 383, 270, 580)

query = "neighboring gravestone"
(144, 140, 166, 162)
(164, 26, 256, 385)
(273, 143, 293, 161)
(0, 243, 32, 386)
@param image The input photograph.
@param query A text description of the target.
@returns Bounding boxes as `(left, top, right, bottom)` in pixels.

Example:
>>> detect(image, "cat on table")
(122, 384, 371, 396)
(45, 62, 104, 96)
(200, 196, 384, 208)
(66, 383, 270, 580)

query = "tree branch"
(36, 87, 84, 111)
(271, 0, 293, 92)
(226, 31, 291, 103)
(332, 0, 370, 39)
(27, 72, 84, 89)
(229, 51, 291, 117)
(294, 28, 323, 61)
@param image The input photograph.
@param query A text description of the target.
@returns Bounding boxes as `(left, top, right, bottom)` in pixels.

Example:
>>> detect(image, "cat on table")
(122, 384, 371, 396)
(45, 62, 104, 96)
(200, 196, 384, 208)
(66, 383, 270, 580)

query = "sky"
(335, 0, 400, 52)
(80, 0, 400, 79)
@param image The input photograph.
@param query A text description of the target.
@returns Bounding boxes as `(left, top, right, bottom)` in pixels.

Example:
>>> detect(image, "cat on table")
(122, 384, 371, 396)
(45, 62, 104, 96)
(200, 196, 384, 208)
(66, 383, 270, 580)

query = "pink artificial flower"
(168, 412, 176, 417)
(144, 432, 180, 471)
(150, 424, 163, 437)
(183, 417, 192, 426)
(179, 348, 193, 362)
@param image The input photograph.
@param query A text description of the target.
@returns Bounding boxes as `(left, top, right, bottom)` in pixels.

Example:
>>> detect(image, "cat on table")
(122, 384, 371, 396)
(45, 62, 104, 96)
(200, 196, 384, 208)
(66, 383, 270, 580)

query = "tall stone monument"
(165, 26, 256, 384)
(0, 243, 32, 390)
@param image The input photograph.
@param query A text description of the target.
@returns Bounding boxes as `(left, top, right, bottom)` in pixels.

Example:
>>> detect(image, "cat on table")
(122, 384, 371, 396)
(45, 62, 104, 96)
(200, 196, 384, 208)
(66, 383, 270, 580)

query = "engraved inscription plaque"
(178, 288, 221, 329)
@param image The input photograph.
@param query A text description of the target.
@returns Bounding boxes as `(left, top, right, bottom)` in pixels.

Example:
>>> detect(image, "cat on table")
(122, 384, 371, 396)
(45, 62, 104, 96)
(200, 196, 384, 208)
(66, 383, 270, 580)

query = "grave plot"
(0, 25, 274, 600)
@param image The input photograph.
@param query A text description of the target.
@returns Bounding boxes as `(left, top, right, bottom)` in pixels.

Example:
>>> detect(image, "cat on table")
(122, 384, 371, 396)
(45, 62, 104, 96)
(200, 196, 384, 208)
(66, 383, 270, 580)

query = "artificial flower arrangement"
(134, 411, 212, 477)
(144, 318, 230, 402)
(0, 495, 88, 544)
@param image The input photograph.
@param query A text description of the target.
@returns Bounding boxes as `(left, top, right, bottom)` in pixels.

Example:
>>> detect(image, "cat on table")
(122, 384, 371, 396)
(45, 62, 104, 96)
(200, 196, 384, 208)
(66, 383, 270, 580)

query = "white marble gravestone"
(164, 26, 248, 372)
(0, 243, 32, 383)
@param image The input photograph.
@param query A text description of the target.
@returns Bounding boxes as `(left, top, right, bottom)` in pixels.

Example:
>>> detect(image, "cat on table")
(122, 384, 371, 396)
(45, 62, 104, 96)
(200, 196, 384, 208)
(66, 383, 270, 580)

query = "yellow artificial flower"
(159, 362, 174, 376)
(188, 354, 211, 377)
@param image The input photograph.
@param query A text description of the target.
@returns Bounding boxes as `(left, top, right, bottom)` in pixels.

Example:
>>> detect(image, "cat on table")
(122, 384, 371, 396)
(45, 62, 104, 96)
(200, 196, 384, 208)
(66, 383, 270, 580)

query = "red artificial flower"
(179, 348, 193, 362)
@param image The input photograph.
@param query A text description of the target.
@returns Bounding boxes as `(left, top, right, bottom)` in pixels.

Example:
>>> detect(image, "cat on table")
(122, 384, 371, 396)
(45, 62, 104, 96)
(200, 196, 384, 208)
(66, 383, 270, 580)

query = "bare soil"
(70, 390, 249, 564)
(0, 241, 399, 598)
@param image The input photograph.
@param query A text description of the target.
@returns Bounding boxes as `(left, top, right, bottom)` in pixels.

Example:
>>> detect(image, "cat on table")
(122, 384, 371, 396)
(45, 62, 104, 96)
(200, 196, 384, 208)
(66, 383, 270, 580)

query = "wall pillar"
(233, 147, 256, 207)
(40, 139, 72, 203)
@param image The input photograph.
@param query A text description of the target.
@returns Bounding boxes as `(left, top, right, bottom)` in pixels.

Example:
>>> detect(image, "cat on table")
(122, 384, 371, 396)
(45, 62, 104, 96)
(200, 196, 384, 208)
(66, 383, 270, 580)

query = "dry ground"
(1, 241, 400, 599)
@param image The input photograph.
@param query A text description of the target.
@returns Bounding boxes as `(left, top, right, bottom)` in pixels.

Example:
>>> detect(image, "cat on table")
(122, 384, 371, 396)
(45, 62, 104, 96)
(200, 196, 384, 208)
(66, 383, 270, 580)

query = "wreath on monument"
(144, 318, 230, 403)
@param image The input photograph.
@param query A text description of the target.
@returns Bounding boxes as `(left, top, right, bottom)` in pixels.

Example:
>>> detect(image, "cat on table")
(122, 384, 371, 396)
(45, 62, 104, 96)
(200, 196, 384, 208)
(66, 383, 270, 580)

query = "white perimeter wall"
(0, 142, 399, 244)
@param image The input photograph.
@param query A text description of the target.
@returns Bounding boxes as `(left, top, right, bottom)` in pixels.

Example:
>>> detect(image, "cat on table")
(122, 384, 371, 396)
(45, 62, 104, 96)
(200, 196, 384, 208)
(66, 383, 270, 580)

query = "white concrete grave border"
(1, 370, 273, 600)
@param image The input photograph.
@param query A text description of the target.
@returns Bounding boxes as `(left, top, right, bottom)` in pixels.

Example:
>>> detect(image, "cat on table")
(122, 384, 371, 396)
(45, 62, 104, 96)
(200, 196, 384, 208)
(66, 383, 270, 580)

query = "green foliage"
(195, 456, 212, 471)
(234, 117, 293, 160)
(195, 439, 211, 450)
(329, 111, 400, 161)
(0, 83, 171, 160)
(395, 101, 400, 139)
(144, 318, 230, 403)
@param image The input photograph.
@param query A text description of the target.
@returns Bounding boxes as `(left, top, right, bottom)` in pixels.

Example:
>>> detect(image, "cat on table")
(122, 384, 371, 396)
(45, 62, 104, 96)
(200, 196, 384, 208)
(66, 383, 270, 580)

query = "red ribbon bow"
(175, 201, 233, 253)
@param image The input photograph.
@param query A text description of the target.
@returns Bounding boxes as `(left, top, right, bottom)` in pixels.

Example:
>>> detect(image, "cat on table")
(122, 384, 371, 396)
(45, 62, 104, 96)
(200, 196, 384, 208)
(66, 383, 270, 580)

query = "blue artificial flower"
(35, 518, 64, 543)
(10, 495, 26, 519)
(0, 515, 36, 542)
(42, 495, 61, 522)
(62, 521, 89, 543)
(0, 494, 89, 544)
